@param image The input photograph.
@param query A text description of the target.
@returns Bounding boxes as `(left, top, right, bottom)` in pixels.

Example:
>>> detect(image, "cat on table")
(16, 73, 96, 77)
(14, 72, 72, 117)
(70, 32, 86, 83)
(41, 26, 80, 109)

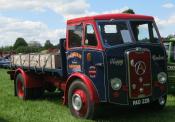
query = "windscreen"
(130, 21, 160, 43)
(98, 20, 160, 47)
(98, 21, 132, 46)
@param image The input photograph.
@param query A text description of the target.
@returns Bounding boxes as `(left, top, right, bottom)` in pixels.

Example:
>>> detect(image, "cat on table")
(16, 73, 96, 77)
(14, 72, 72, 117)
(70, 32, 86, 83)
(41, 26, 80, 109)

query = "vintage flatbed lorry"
(8, 13, 168, 119)
(163, 38, 175, 93)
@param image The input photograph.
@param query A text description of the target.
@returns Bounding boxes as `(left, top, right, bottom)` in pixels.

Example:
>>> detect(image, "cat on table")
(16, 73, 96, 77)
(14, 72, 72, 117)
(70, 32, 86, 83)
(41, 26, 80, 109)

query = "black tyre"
(151, 95, 167, 110)
(68, 79, 97, 119)
(15, 74, 44, 100)
(15, 74, 25, 99)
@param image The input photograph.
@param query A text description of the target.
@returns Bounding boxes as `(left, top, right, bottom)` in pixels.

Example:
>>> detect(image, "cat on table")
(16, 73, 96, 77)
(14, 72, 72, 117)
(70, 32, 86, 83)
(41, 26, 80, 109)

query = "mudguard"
(15, 68, 43, 88)
(64, 72, 99, 105)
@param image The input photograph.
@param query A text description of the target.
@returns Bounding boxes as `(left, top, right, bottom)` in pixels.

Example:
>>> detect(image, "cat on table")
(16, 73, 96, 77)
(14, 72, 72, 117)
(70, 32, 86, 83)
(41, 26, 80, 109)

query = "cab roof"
(67, 13, 154, 24)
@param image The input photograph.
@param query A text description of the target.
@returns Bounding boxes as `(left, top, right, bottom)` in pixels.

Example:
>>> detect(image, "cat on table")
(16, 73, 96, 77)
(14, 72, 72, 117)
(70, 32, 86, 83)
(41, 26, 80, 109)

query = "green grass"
(0, 68, 175, 122)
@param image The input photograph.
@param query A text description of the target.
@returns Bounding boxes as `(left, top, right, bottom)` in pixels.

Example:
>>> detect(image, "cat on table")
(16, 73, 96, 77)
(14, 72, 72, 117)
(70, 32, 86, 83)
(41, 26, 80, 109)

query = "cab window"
(85, 24, 98, 46)
(68, 24, 82, 48)
(130, 21, 159, 43)
(98, 21, 132, 46)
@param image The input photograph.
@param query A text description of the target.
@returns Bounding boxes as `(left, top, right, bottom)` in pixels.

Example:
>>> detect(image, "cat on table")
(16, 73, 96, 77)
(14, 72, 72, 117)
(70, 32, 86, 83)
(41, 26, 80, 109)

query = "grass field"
(0, 69, 175, 122)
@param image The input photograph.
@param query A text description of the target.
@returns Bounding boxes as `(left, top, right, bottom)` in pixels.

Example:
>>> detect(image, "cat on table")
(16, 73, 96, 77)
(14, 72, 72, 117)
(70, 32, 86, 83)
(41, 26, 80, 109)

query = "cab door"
(83, 22, 107, 101)
(66, 23, 83, 74)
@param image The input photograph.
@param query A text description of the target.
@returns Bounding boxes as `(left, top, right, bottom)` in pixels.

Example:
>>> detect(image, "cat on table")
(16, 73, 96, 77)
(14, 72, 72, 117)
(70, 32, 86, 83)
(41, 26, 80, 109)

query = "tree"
(15, 46, 41, 54)
(166, 34, 175, 41)
(122, 9, 135, 14)
(44, 40, 54, 49)
(0, 46, 13, 52)
(13, 37, 28, 49)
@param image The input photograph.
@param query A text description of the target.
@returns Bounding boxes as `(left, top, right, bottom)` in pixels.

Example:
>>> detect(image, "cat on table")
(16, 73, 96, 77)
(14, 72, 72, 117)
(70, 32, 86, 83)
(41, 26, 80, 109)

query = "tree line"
(0, 37, 58, 54)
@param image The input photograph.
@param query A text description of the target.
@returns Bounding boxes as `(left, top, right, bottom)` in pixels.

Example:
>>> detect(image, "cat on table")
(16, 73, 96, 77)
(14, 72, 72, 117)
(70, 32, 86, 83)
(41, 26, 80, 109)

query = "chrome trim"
(72, 94, 82, 111)
(126, 47, 152, 99)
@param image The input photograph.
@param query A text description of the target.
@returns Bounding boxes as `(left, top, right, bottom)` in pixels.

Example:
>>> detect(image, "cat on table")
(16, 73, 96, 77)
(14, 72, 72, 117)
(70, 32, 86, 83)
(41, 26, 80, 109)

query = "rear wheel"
(15, 74, 26, 99)
(15, 73, 44, 100)
(68, 80, 97, 119)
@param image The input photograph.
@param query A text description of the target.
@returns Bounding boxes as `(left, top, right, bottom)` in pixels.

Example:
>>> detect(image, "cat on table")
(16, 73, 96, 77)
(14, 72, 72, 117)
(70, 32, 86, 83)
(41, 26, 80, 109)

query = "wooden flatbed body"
(11, 53, 64, 77)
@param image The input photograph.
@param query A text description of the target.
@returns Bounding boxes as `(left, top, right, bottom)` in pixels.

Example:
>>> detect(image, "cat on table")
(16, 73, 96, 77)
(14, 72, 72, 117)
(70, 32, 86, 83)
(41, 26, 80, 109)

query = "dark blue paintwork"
(106, 43, 167, 104)
(83, 49, 106, 101)
(66, 42, 167, 104)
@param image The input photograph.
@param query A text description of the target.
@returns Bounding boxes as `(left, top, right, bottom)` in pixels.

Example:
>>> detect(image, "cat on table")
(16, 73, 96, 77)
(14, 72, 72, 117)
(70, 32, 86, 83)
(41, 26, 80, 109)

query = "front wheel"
(68, 80, 97, 119)
(151, 95, 167, 110)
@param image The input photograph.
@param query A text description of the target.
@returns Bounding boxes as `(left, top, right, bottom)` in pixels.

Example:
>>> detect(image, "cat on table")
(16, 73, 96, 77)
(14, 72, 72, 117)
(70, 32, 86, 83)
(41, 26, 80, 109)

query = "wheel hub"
(17, 80, 24, 97)
(72, 94, 83, 111)
(159, 96, 165, 106)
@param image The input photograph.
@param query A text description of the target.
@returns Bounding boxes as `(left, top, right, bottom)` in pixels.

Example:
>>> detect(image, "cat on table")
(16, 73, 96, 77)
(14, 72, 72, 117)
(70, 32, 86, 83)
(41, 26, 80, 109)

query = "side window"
(85, 24, 98, 46)
(137, 24, 149, 42)
(68, 24, 82, 48)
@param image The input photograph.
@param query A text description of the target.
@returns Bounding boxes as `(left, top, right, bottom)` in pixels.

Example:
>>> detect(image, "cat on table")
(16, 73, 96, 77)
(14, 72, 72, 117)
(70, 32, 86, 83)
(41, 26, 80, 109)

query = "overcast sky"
(0, 0, 175, 46)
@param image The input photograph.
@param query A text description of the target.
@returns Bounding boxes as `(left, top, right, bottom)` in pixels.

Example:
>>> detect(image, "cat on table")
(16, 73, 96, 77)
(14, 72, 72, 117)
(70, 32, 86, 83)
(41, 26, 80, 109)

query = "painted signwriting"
(152, 55, 164, 61)
(67, 52, 82, 59)
(68, 52, 82, 72)
(110, 58, 124, 66)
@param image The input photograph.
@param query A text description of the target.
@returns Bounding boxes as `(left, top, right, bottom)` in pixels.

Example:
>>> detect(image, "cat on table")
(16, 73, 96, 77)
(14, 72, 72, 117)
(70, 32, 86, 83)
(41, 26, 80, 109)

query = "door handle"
(95, 63, 104, 67)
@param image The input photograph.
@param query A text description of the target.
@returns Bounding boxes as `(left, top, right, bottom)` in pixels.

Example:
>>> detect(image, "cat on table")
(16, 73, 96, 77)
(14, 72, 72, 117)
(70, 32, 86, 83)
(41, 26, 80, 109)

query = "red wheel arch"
(64, 72, 99, 105)
(15, 68, 43, 88)
(15, 68, 28, 87)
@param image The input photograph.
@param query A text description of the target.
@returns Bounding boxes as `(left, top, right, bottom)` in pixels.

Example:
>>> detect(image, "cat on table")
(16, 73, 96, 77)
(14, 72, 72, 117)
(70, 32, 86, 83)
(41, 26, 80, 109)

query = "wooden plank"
(11, 53, 61, 69)
(30, 54, 40, 67)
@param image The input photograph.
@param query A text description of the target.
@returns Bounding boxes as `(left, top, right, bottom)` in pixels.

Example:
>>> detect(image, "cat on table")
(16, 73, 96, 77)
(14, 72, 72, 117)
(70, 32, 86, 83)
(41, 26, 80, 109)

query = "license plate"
(132, 98, 150, 106)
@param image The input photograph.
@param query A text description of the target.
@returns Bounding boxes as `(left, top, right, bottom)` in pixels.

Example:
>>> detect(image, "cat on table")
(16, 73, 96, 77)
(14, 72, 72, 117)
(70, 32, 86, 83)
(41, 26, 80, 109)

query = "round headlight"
(157, 72, 167, 84)
(111, 78, 122, 90)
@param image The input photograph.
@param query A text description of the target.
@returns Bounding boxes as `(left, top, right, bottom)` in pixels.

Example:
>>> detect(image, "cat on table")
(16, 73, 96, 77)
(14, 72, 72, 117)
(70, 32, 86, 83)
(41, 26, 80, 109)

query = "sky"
(0, 0, 175, 46)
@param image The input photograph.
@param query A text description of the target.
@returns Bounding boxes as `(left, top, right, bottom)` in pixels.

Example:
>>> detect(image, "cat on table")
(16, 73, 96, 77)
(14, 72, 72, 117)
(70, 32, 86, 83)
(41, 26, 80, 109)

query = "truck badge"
(135, 61, 146, 75)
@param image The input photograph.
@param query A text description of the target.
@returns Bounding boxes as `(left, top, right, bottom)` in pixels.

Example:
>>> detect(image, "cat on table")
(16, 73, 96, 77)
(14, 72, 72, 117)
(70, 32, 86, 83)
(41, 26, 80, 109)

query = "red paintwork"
(154, 82, 166, 92)
(73, 90, 88, 117)
(15, 68, 44, 88)
(64, 72, 99, 105)
(82, 20, 104, 50)
(128, 50, 152, 99)
(66, 20, 104, 51)
(113, 91, 120, 98)
(67, 13, 154, 24)
(15, 68, 67, 89)
(66, 14, 153, 51)
(43, 75, 66, 91)
(15, 69, 98, 105)
(15, 68, 28, 87)
(122, 85, 129, 92)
